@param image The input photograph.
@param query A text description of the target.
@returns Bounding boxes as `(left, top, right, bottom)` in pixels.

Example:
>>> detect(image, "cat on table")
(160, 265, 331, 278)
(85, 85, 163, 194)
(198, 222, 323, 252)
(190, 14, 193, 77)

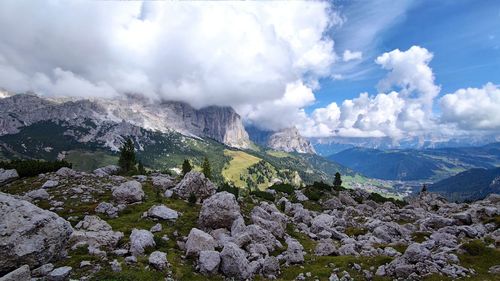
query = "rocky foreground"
(0, 167, 499, 281)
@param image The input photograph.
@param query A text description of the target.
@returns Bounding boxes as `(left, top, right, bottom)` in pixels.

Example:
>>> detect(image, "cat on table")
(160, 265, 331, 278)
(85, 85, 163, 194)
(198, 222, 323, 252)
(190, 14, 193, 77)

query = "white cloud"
(0, 1, 338, 130)
(440, 83, 500, 130)
(342, 50, 362, 62)
(303, 45, 440, 138)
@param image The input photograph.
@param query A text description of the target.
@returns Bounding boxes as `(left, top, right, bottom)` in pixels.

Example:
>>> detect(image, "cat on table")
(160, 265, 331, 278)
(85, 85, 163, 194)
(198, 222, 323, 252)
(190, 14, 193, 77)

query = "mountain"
(310, 135, 500, 156)
(430, 167, 500, 202)
(0, 93, 250, 150)
(328, 143, 500, 181)
(246, 126, 315, 154)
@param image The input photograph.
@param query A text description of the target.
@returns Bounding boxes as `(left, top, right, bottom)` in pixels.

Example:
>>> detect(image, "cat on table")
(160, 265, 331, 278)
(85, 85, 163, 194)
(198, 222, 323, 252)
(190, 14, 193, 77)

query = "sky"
(0, 0, 499, 142)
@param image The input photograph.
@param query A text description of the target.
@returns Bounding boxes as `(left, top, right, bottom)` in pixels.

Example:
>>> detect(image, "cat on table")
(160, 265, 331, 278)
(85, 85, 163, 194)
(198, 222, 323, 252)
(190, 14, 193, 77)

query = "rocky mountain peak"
(247, 125, 315, 154)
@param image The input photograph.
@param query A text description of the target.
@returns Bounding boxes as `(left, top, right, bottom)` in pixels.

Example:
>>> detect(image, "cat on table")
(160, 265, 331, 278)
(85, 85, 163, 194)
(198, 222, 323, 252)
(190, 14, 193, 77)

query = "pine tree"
(201, 156, 212, 179)
(182, 159, 192, 176)
(333, 172, 342, 188)
(421, 184, 428, 193)
(138, 161, 146, 175)
(118, 138, 136, 174)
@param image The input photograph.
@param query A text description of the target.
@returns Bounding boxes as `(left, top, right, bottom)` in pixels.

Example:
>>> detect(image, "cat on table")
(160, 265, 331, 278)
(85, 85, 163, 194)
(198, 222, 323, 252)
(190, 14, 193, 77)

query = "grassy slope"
(221, 149, 262, 187)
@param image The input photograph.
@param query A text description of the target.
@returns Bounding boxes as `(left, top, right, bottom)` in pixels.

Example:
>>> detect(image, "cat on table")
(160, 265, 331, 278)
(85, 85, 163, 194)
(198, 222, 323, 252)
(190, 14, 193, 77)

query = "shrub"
(0, 159, 72, 177)
(461, 240, 487, 256)
(269, 183, 295, 195)
(367, 192, 406, 207)
(188, 193, 197, 205)
(250, 190, 275, 201)
(310, 181, 332, 191)
(303, 188, 321, 201)
(218, 182, 239, 199)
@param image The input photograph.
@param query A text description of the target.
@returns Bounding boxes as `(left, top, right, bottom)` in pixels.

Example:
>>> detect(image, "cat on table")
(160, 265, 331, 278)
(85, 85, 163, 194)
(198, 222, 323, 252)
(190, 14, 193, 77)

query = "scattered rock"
(0, 192, 73, 273)
(95, 202, 119, 218)
(0, 168, 18, 185)
(129, 229, 155, 256)
(198, 192, 242, 230)
(147, 205, 179, 220)
(47, 266, 72, 281)
(220, 242, 254, 279)
(112, 180, 144, 204)
(42, 180, 59, 189)
(149, 251, 168, 270)
(24, 189, 50, 200)
(173, 171, 216, 200)
(93, 165, 120, 177)
(185, 228, 217, 257)
(109, 259, 121, 272)
(55, 167, 77, 177)
(198, 250, 221, 275)
(150, 223, 162, 233)
(32, 263, 54, 277)
(0, 265, 30, 281)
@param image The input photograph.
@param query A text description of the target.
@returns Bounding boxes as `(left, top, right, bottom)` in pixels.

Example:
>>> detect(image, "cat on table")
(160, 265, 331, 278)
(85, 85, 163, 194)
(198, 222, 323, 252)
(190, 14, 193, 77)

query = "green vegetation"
(217, 182, 239, 199)
(222, 150, 262, 188)
(333, 172, 342, 188)
(250, 190, 275, 201)
(65, 150, 117, 171)
(118, 138, 137, 174)
(182, 159, 192, 176)
(0, 159, 71, 177)
(461, 240, 488, 256)
(201, 156, 211, 179)
(268, 183, 295, 195)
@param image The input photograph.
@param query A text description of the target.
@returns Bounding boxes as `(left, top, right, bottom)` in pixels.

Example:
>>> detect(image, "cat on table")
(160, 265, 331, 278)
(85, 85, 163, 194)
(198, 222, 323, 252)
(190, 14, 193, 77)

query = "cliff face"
(0, 94, 251, 149)
(246, 125, 315, 154)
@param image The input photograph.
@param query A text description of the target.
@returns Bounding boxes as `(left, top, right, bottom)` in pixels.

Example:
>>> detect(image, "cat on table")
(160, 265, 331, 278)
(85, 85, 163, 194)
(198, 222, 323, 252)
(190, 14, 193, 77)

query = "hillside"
(0, 120, 370, 192)
(328, 144, 500, 181)
(430, 167, 500, 202)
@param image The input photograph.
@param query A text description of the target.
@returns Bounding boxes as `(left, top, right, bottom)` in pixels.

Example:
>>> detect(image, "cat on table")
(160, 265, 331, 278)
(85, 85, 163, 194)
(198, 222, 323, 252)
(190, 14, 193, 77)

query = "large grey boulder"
(42, 180, 59, 189)
(198, 250, 220, 275)
(148, 251, 167, 270)
(220, 243, 254, 279)
(95, 202, 119, 218)
(129, 229, 155, 256)
(173, 171, 216, 200)
(0, 192, 73, 273)
(261, 256, 280, 279)
(283, 237, 304, 264)
(199, 192, 242, 230)
(315, 239, 336, 256)
(147, 205, 179, 220)
(70, 216, 123, 250)
(112, 181, 144, 204)
(185, 228, 217, 257)
(0, 265, 30, 281)
(55, 167, 77, 177)
(250, 202, 287, 238)
(151, 175, 175, 191)
(24, 189, 50, 201)
(47, 266, 72, 281)
(93, 165, 120, 177)
(0, 169, 18, 185)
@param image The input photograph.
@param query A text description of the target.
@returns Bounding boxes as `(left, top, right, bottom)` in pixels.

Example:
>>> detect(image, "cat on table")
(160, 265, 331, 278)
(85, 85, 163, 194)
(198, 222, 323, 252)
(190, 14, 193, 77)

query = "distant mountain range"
(310, 135, 500, 156)
(246, 125, 316, 154)
(327, 143, 500, 181)
(430, 167, 500, 202)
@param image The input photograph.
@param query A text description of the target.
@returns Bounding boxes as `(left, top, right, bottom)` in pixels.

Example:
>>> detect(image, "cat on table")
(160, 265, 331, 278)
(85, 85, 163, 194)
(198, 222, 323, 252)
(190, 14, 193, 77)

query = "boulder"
(47, 266, 72, 281)
(198, 192, 242, 230)
(93, 165, 120, 177)
(32, 263, 54, 277)
(220, 243, 253, 279)
(185, 228, 217, 257)
(95, 202, 119, 218)
(55, 167, 77, 177)
(261, 256, 280, 279)
(294, 190, 309, 202)
(42, 180, 59, 189)
(402, 243, 431, 264)
(24, 189, 50, 201)
(250, 203, 287, 238)
(112, 181, 144, 204)
(148, 251, 167, 270)
(173, 171, 216, 200)
(150, 223, 162, 233)
(0, 265, 30, 281)
(310, 214, 335, 234)
(129, 229, 155, 256)
(70, 216, 123, 249)
(0, 192, 73, 273)
(198, 250, 220, 275)
(283, 237, 304, 264)
(315, 239, 336, 256)
(0, 169, 18, 185)
(147, 205, 179, 220)
(151, 175, 175, 191)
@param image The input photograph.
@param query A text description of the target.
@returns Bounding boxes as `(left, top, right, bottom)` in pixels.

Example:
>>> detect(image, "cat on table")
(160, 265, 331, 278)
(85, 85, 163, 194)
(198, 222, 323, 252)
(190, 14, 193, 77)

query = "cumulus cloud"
(342, 50, 363, 62)
(303, 45, 440, 138)
(0, 0, 338, 130)
(440, 83, 500, 130)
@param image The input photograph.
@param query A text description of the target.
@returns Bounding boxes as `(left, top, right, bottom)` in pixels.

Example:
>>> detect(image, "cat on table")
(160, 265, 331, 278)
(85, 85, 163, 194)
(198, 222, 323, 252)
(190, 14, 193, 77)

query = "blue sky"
(311, 0, 500, 113)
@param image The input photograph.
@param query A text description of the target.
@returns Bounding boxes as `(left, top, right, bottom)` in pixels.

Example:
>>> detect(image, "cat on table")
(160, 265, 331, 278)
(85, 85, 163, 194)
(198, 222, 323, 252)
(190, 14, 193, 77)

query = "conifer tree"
(182, 159, 192, 176)
(118, 138, 136, 173)
(138, 161, 146, 175)
(201, 156, 212, 179)
(333, 172, 342, 188)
